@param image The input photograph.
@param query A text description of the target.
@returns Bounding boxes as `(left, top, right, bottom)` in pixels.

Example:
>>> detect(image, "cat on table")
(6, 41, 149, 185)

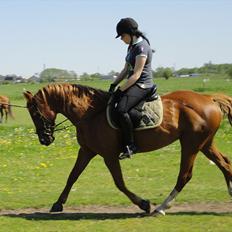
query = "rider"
(109, 17, 156, 159)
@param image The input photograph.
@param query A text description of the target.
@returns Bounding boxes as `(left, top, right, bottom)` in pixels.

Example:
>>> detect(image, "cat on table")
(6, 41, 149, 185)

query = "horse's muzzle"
(39, 134, 55, 146)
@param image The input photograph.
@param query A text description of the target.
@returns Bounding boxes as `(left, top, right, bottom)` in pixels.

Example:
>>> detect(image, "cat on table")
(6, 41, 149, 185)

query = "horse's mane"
(34, 83, 110, 114)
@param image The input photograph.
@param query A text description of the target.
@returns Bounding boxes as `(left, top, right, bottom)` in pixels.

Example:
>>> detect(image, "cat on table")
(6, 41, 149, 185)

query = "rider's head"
(115, 17, 139, 39)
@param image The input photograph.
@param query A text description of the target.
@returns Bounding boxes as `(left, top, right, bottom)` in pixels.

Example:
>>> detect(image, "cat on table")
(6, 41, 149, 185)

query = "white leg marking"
(154, 189, 179, 216)
(228, 181, 232, 196)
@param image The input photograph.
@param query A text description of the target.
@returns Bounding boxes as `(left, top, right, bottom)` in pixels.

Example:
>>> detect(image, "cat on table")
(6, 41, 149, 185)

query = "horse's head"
(24, 91, 56, 146)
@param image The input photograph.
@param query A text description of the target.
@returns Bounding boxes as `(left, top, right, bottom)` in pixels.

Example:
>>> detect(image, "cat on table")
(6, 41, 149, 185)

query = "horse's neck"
(46, 85, 109, 124)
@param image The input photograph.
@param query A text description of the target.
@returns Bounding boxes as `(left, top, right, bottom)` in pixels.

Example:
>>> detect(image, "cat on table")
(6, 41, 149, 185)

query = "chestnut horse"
(24, 83, 232, 216)
(0, 95, 14, 123)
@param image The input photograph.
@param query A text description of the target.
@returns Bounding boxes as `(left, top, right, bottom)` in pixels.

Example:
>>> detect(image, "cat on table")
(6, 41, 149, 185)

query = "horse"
(23, 83, 232, 216)
(0, 95, 14, 123)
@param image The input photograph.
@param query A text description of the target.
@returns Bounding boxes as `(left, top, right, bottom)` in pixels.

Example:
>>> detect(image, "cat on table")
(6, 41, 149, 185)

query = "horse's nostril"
(39, 134, 54, 146)
(40, 137, 45, 144)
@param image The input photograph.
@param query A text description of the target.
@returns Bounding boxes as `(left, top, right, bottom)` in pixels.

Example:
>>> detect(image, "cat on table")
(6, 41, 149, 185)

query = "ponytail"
(128, 30, 155, 53)
(135, 30, 150, 45)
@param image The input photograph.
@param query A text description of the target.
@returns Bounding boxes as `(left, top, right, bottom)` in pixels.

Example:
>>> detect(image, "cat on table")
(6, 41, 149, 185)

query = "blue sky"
(0, 0, 231, 77)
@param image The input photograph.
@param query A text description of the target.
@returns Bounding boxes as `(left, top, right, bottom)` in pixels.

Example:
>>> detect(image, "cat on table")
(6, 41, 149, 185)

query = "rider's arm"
(120, 55, 147, 91)
(113, 63, 129, 85)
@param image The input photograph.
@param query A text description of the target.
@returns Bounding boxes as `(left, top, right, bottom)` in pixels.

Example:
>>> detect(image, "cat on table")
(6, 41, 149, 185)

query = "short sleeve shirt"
(125, 37, 154, 88)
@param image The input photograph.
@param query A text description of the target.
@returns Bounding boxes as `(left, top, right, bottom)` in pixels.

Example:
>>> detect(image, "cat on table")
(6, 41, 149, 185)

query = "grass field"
(0, 76, 232, 231)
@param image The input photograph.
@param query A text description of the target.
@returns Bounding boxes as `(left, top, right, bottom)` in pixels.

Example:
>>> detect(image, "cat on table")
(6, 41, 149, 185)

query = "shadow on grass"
(1, 211, 232, 221)
(168, 211, 232, 216)
(1, 212, 146, 221)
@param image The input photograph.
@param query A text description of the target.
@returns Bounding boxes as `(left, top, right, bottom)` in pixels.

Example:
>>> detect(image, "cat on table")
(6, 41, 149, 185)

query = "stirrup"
(119, 145, 137, 160)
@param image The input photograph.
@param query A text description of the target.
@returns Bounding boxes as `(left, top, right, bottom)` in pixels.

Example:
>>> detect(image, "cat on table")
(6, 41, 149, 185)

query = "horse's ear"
(23, 91, 33, 102)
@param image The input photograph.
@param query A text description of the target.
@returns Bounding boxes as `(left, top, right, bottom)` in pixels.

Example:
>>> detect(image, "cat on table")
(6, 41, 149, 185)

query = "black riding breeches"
(116, 85, 151, 114)
(115, 84, 152, 146)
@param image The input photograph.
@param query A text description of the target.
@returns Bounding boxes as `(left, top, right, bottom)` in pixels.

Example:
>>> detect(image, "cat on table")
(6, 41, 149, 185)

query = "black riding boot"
(118, 112, 137, 159)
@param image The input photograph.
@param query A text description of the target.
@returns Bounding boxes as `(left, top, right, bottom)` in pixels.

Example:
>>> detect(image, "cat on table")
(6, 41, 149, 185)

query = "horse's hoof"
(50, 202, 63, 212)
(139, 199, 151, 214)
(150, 209, 166, 217)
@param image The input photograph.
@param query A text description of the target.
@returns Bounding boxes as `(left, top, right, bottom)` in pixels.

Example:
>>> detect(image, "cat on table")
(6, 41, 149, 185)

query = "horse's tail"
(211, 94, 232, 126)
(8, 102, 14, 119)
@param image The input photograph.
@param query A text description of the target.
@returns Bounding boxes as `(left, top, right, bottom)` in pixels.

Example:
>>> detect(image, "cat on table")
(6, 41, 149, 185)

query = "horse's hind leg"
(0, 107, 3, 123)
(201, 143, 232, 196)
(152, 139, 198, 216)
(104, 156, 151, 213)
(50, 147, 96, 212)
(5, 109, 8, 123)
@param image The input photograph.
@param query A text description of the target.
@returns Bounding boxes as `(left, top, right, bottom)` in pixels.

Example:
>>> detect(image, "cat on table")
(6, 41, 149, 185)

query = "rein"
(31, 103, 73, 133)
(0, 101, 73, 132)
(0, 102, 27, 108)
(53, 118, 73, 132)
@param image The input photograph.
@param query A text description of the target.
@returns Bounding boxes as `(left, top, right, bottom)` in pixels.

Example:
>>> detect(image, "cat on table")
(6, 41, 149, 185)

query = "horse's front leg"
(104, 156, 151, 214)
(50, 147, 96, 212)
(151, 139, 198, 216)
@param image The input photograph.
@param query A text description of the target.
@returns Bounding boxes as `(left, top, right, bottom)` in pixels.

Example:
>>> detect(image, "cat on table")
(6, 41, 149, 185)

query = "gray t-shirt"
(125, 37, 154, 88)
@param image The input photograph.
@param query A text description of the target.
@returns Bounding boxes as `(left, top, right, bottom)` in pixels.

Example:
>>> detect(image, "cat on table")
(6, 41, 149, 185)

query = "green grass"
(0, 214, 232, 232)
(1, 77, 232, 231)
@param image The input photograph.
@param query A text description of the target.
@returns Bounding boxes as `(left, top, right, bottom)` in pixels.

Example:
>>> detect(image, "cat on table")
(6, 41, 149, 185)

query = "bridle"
(0, 100, 71, 133)
(29, 102, 71, 136)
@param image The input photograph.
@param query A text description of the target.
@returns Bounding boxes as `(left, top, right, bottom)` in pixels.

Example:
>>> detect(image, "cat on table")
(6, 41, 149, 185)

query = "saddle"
(106, 87, 163, 131)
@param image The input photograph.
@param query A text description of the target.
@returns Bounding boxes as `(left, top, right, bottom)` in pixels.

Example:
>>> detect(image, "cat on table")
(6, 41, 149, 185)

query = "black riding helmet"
(115, 17, 138, 38)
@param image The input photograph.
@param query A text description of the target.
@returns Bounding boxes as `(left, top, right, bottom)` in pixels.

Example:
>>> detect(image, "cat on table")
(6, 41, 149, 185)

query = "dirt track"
(0, 202, 232, 219)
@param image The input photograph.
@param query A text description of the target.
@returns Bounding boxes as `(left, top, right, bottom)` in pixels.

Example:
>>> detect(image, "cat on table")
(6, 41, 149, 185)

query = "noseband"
(30, 103, 55, 136)
(30, 103, 69, 136)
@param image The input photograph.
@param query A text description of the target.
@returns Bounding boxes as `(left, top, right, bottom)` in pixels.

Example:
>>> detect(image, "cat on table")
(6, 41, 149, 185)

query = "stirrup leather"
(119, 145, 136, 160)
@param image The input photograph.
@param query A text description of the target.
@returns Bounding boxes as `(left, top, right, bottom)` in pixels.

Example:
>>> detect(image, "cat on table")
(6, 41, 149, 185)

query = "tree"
(108, 70, 119, 77)
(153, 67, 165, 78)
(79, 72, 90, 80)
(227, 67, 232, 79)
(163, 68, 173, 80)
(40, 68, 78, 82)
(90, 73, 102, 80)
(153, 67, 173, 79)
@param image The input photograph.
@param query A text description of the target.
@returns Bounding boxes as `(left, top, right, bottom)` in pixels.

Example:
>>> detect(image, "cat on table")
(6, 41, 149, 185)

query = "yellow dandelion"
(40, 162, 48, 168)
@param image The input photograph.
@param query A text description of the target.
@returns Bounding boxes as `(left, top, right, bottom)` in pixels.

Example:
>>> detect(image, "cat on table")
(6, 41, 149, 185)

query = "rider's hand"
(112, 88, 123, 101)
(108, 84, 117, 93)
